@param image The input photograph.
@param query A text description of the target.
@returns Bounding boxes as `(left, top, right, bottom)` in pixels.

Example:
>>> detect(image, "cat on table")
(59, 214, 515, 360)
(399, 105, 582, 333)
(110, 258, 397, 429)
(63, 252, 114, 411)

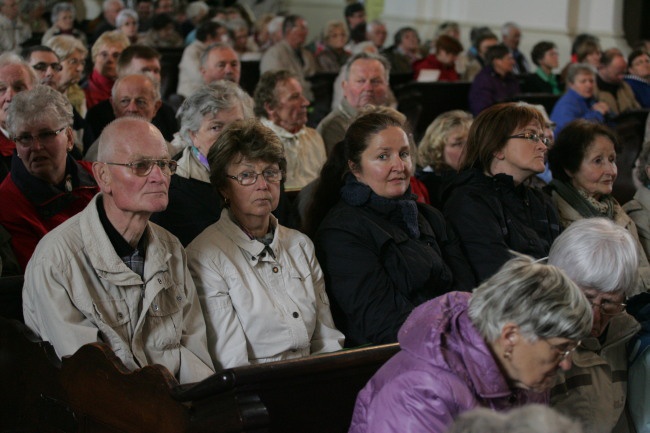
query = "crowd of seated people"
(1, 1, 650, 432)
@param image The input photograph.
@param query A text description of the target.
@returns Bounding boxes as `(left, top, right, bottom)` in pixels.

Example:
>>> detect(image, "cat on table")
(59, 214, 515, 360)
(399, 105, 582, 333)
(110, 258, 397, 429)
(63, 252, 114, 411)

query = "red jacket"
(84, 69, 114, 110)
(413, 54, 460, 82)
(0, 157, 99, 271)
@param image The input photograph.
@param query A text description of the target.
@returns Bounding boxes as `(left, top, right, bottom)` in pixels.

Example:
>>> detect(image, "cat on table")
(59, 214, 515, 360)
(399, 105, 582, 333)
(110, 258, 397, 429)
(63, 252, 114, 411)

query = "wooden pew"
(0, 316, 399, 433)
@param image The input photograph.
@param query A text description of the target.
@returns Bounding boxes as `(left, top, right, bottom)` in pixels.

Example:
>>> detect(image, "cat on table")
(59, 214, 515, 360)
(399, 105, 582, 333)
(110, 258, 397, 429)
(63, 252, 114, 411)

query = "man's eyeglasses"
(586, 297, 627, 316)
(546, 339, 581, 362)
(226, 169, 284, 186)
(31, 62, 63, 72)
(104, 159, 177, 177)
(13, 126, 67, 147)
(507, 132, 551, 146)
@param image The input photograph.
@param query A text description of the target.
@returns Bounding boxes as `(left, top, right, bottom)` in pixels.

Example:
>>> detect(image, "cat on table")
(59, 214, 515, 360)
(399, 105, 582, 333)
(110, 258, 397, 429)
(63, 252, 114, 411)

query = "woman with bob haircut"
(186, 119, 344, 370)
(306, 110, 474, 347)
(443, 102, 560, 282)
(349, 254, 593, 433)
(548, 217, 642, 433)
(548, 119, 650, 291)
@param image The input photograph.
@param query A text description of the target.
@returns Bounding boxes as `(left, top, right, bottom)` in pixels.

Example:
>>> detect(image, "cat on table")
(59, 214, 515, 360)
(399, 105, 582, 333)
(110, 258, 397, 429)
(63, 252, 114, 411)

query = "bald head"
(97, 116, 166, 163)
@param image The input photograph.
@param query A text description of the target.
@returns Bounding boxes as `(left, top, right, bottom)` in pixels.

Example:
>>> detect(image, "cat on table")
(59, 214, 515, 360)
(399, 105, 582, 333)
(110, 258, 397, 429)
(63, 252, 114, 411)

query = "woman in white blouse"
(186, 119, 344, 370)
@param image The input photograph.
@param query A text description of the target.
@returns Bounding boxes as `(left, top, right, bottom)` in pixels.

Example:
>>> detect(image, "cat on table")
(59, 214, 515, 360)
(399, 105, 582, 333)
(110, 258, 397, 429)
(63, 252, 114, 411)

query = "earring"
(504, 348, 512, 360)
(223, 197, 230, 206)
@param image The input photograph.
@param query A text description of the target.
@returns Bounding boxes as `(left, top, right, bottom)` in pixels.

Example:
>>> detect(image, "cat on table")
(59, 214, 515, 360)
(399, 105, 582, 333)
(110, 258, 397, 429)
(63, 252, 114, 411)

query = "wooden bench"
(0, 316, 399, 432)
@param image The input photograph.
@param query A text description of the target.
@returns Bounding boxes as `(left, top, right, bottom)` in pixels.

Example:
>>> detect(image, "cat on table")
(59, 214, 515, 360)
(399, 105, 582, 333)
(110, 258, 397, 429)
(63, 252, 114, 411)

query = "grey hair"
(102, 0, 124, 12)
(226, 18, 249, 33)
(548, 218, 640, 297)
(185, 1, 208, 20)
(446, 408, 506, 433)
(6, 85, 73, 137)
(567, 62, 597, 84)
(267, 16, 284, 35)
(637, 141, 650, 186)
(501, 21, 520, 37)
(200, 42, 236, 68)
(0, 52, 37, 88)
(176, 81, 254, 149)
(51, 2, 75, 23)
(343, 51, 390, 82)
(111, 73, 161, 103)
(116, 8, 138, 28)
(45, 34, 88, 59)
(468, 254, 592, 342)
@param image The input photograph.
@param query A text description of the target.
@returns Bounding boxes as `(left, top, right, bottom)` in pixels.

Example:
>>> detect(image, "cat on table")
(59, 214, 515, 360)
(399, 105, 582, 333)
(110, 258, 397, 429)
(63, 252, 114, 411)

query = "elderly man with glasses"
(22, 116, 214, 384)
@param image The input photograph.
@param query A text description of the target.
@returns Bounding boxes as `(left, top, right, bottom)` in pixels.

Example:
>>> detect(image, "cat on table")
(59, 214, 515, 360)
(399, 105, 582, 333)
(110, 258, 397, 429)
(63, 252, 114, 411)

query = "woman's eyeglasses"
(507, 132, 551, 146)
(226, 169, 284, 186)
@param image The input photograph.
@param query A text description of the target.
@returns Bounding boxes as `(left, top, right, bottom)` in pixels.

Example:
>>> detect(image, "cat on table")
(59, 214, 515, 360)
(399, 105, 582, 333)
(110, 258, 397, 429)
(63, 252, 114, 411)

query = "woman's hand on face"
(592, 101, 610, 115)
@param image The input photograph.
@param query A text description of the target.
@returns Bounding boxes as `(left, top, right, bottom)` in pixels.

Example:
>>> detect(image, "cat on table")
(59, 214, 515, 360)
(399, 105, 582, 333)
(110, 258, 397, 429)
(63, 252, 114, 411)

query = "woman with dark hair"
(444, 102, 560, 282)
(547, 119, 650, 291)
(306, 111, 473, 347)
(186, 119, 343, 369)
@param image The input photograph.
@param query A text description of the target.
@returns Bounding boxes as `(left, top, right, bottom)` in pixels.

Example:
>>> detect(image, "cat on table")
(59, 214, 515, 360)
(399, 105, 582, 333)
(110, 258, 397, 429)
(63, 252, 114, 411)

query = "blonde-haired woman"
(417, 110, 472, 208)
(316, 20, 350, 73)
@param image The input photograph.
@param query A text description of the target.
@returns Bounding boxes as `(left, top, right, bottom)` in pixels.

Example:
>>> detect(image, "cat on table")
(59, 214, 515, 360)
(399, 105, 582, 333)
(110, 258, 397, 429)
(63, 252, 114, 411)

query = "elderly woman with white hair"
(348, 255, 593, 433)
(115, 8, 139, 44)
(548, 217, 642, 433)
(41, 3, 87, 45)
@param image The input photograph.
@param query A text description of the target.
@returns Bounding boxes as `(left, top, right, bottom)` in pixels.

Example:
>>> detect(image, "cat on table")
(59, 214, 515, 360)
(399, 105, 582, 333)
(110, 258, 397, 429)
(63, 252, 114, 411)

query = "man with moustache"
(22, 117, 214, 384)
(317, 52, 390, 155)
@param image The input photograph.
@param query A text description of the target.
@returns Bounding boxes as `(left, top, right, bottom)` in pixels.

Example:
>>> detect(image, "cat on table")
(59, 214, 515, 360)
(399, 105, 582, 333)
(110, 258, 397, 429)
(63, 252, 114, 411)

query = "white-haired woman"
(41, 2, 87, 46)
(548, 217, 642, 433)
(115, 8, 139, 44)
(348, 255, 593, 433)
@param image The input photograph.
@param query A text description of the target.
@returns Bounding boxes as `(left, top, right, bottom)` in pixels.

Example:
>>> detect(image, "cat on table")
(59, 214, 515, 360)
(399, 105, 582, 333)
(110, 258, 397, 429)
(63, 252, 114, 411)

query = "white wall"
(286, 0, 629, 70)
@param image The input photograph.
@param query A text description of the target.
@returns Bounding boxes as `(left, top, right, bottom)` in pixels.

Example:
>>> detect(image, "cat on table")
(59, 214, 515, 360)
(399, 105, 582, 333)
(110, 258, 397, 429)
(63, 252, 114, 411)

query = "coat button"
(117, 312, 123, 319)
(153, 304, 159, 311)
(176, 295, 182, 302)
(272, 267, 279, 273)
(292, 311, 299, 318)
(158, 278, 162, 284)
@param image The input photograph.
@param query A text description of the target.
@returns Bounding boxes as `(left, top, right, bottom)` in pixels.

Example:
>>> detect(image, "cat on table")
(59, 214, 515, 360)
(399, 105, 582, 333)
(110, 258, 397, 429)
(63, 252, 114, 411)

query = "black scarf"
(340, 173, 420, 238)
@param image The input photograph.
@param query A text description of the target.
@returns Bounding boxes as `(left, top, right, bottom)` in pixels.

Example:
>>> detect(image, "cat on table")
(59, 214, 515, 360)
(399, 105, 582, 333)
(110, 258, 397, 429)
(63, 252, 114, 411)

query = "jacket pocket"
(146, 290, 183, 350)
(92, 298, 132, 356)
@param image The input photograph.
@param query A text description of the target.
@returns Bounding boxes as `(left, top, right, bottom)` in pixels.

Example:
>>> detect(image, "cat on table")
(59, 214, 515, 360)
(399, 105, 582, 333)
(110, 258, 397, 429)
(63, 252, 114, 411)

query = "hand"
(592, 102, 610, 115)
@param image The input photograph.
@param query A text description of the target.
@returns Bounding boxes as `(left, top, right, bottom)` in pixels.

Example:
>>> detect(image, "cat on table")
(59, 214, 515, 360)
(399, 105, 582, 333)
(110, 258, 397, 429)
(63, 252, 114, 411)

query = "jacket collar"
(11, 154, 97, 218)
(218, 208, 280, 261)
(0, 129, 15, 157)
(261, 116, 306, 139)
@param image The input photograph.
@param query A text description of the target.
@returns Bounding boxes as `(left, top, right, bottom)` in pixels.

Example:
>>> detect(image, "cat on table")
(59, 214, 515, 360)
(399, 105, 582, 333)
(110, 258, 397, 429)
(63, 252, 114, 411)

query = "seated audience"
(624, 143, 650, 256)
(501, 21, 530, 74)
(200, 42, 241, 88)
(22, 117, 214, 384)
(138, 13, 183, 48)
(444, 103, 560, 282)
(550, 63, 609, 135)
(548, 218, 642, 433)
(559, 34, 601, 83)
(596, 48, 641, 116)
(45, 35, 88, 117)
(152, 81, 255, 245)
(254, 70, 326, 189)
(317, 52, 390, 154)
(115, 8, 139, 44)
(468, 43, 520, 116)
(416, 110, 472, 208)
(41, 2, 87, 46)
(22, 45, 62, 89)
(548, 119, 650, 291)
(177, 21, 228, 98)
(381, 26, 423, 74)
(260, 14, 317, 101)
(0, 53, 36, 182)
(624, 49, 650, 108)
(315, 20, 350, 73)
(84, 74, 162, 160)
(525, 41, 561, 94)
(307, 111, 474, 347)
(447, 405, 583, 433)
(85, 45, 178, 146)
(461, 29, 498, 81)
(227, 18, 260, 60)
(187, 119, 344, 369)
(365, 19, 387, 51)
(84, 30, 130, 110)
(626, 290, 650, 433)
(0, 0, 32, 53)
(90, 0, 124, 43)
(348, 255, 592, 433)
(412, 35, 463, 81)
(0, 85, 98, 272)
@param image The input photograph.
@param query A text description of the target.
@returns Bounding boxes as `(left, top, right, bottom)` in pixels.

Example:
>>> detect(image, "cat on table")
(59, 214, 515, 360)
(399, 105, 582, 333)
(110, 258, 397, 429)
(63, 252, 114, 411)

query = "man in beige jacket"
(22, 117, 214, 384)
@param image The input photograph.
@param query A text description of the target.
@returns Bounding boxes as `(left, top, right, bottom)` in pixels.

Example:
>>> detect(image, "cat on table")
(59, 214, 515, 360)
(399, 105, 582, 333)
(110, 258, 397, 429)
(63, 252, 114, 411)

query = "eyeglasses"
(104, 159, 177, 176)
(508, 132, 551, 146)
(226, 169, 284, 186)
(64, 57, 86, 67)
(586, 297, 627, 316)
(13, 126, 67, 147)
(545, 339, 581, 362)
(31, 62, 63, 72)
